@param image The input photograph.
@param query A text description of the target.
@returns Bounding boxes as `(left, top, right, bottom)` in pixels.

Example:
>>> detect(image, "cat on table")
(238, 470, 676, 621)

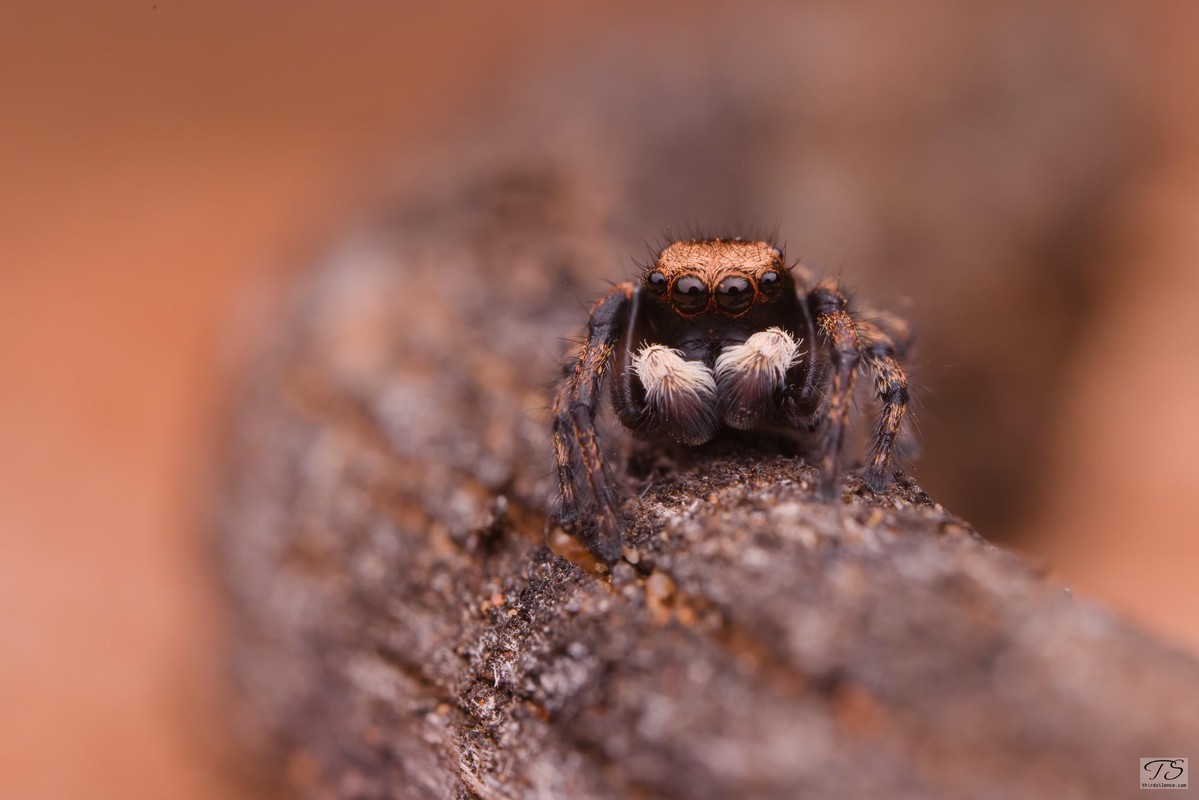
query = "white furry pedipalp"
(715, 327, 803, 385)
(714, 327, 803, 429)
(631, 343, 718, 444)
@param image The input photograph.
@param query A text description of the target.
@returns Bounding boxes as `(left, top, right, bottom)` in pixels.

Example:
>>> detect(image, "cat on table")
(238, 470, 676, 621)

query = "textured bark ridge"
(217, 168, 1199, 800)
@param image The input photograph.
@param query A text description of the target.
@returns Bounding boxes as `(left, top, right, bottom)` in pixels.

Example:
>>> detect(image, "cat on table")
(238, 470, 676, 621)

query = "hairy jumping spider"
(553, 238, 912, 562)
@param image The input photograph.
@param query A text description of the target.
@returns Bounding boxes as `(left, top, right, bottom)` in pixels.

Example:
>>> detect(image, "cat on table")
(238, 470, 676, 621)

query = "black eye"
(671, 275, 709, 312)
(716, 275, 753, 314)
(760, 271, 781, 294)
(646, 271, 668, 294)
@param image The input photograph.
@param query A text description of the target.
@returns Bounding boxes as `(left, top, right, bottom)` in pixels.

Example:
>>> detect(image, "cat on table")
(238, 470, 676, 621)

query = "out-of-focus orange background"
(1, 3, 1197, 799)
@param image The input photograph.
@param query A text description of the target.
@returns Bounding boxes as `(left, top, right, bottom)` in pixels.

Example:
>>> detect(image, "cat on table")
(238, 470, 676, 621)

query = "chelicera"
(552, 238, 912, 562)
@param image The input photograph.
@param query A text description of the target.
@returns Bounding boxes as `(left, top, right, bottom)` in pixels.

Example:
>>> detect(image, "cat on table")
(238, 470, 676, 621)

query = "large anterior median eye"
(716, 275, 753, 313)
(672, 275, 709, 312)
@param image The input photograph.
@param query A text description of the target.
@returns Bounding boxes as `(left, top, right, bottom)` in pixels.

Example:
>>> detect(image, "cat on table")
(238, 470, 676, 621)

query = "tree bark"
(216, 174, 1199, 800)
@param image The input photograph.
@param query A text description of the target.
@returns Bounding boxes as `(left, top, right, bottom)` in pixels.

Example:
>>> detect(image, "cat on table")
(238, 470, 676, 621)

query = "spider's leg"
(610, 286, 652, 431)
(807, 284, 861, 499)
(855, 318, 911, 491)
(551, 282, 634, 563)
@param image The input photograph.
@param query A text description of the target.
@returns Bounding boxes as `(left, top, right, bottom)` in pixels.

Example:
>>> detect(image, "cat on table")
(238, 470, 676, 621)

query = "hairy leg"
(808, 284, 861, 499)
(551, 283, 633, 562)
(855, 318, 911, 491)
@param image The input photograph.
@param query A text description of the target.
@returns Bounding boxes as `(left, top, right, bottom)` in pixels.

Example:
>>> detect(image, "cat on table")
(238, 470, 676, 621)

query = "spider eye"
(671, 275, 709, 312)
(646, 271, 668, 295)
(759, 270, 781, 294)
(716, 275, 753, 314)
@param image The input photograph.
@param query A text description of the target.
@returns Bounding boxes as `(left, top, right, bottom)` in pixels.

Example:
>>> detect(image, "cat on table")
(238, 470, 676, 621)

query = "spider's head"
(643, 239, 789, 318)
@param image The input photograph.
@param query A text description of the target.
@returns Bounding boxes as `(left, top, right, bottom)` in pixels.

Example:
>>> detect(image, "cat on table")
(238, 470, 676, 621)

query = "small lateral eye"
(759, 270, 781, 293)
(671, 275, 709, 312)
(646, 271, 668, 294)
(716, 275, 753, 314)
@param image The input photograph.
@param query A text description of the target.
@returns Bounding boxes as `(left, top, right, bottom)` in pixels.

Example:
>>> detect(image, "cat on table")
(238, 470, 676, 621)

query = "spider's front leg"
(855, 316, 911, 491)
(808, 284, 861, 499)
(551, 282, 634, 563)
(808, 286, 913, 497)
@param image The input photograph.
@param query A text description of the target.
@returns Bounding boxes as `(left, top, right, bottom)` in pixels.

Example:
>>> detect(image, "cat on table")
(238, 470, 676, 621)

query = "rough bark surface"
(217, 184, 1199, 800)
(217, 21, 1198, 800)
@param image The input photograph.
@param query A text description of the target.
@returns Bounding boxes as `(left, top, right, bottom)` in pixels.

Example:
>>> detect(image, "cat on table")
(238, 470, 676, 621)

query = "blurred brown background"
(2, 2, 1197, 799)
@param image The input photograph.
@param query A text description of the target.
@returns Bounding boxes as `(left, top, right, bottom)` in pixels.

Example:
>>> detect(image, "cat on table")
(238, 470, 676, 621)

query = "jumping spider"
(552, 238, 912, 563)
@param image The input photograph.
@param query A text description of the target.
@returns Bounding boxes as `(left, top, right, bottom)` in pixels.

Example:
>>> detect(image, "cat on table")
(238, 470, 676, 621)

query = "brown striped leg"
(808, 285, 861, 499)
(551, 283, 633, 562)
(855, 318, 911, 491)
